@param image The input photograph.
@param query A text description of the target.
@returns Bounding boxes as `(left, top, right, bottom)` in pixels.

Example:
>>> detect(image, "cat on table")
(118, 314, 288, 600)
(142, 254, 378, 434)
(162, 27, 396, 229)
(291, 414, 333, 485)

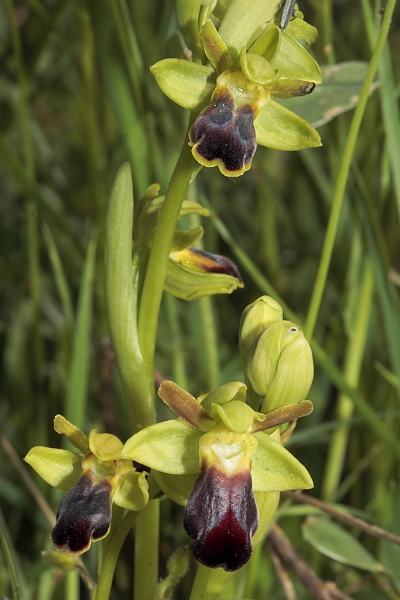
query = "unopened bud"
(245, 321, 313, 412)
(239, 296, 283, 363)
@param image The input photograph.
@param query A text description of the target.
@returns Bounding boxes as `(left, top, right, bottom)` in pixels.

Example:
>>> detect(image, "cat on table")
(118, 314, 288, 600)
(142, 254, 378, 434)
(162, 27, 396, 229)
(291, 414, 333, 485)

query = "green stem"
(134, 500, 160, 600)
(138, 132, 198, 391)
(189, 564, 233, 600)
(95, 511, 139, 600)
(322, 261, 374, 501)
(304, 0, 397, 340)
(165, 293, 189, 390)
(66, 571, 80, 600)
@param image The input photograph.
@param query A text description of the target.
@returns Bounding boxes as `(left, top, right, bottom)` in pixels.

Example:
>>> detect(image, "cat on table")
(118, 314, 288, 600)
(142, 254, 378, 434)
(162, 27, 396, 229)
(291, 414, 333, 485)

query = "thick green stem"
(138, 135, 198, 390)
(95, 511, 139, 600)
(322, 261, 374, 501)
(134, 500, 160, 600)
(304, 0, 397, 339)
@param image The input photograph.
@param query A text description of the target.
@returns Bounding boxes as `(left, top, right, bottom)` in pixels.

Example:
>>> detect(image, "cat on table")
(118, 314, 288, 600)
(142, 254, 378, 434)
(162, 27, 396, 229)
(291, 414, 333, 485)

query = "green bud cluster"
(239, 296, 313, 413)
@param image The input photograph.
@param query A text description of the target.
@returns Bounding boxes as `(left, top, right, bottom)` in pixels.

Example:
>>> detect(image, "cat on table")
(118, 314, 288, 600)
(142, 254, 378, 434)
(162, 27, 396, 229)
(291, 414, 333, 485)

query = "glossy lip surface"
(184, 465, 258, 571)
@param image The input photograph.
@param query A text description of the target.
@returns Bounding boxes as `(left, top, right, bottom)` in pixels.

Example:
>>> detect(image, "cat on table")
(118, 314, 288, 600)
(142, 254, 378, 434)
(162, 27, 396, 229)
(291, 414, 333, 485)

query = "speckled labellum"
(51, 471, 112, 554)
(184, 465, 258, 571)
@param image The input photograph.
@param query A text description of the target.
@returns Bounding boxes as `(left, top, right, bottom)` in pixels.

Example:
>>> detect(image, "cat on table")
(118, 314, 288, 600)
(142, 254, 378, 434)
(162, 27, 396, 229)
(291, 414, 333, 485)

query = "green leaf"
(24, 447, 82, 491)
(164, 257, 244, 301)
(251, 432, 313, 492)
(302, 517, 385, 572)
(150, 59, 215, 112)
(121, 421, 202, 474)
(279, 62, 379, 128)
(255, 99, 322, 150)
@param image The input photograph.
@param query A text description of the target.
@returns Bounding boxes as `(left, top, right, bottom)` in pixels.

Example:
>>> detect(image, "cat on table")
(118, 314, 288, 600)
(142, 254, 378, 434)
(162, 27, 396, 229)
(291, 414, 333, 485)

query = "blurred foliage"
(1, 0, 400, 598)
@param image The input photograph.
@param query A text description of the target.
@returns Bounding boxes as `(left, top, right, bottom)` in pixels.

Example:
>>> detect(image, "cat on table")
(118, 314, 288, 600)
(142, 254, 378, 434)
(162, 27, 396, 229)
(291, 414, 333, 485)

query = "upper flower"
(121, 380, 313, 571)
(151, 5, 322, 176)
(24, 416, 149, 554)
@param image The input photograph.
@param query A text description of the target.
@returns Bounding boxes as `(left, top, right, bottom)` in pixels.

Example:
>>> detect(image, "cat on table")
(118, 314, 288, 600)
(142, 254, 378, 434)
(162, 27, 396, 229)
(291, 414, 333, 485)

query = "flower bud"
(239, 296, 283, 363)
(245, 321, 313, 412)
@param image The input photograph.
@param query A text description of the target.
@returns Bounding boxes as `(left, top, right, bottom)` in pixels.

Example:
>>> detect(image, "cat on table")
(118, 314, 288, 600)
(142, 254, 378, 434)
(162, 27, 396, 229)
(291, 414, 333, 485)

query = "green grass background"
(1, 0, 400, 598)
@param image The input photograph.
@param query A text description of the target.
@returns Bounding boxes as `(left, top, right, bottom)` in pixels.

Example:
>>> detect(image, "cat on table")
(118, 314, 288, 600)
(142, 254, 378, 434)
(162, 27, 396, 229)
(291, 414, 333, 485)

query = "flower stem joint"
(24, 416, 149, 554)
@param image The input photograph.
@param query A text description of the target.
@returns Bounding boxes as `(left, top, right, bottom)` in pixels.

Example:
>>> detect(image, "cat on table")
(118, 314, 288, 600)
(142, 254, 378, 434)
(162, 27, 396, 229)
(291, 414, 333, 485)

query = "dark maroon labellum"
(51, 471, 112, 554)
(184, 466, 258, 572)
(192, 95, 257, 174)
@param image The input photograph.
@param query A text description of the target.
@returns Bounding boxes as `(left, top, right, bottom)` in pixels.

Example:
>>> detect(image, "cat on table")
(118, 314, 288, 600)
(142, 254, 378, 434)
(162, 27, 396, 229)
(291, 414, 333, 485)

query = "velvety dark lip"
(51, 471, 112, 554)
(184, 465, 258, 571)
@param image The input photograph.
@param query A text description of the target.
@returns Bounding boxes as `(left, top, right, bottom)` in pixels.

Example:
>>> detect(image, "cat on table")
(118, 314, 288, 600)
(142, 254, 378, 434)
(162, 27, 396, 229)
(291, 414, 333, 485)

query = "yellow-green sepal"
(113, 471, 149, 511)
(121, 421, 202, 475)
(255, 99, 321, 150)
(286, 17, 318, 46)
(164, 255, 244, 301)
(152, 471, 197, 506)
(54, 415, 90, 454)
(218, 0, 281, 66)
(271, 31, 322, 83)
(88, 430, 123, 461)
(150, 59, 215, 111)
(200, 19, 233, 74)
(251, 432, 313, 491)
(24, 447, 82, 491)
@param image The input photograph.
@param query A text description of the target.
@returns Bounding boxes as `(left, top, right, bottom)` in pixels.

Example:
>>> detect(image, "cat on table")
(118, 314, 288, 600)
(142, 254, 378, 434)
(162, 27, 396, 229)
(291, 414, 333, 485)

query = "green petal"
(150, 59, 215, 112)
(271, 31, 322, 83)
(24, 447, 82, 491)
(164, 256, 243, 301)
(88, 430, 123, 461)
(200, 19, 233, 73)
(54, 415, 90, 454)
(251, 432, 313, 492)
(158, 380, 215, 431)
(218, 0, 281, 66)
(113, 471, 149, 511)
(152, 470, 197, 506)
(255, 99, 321, 150)
(121, 421, 202, 475)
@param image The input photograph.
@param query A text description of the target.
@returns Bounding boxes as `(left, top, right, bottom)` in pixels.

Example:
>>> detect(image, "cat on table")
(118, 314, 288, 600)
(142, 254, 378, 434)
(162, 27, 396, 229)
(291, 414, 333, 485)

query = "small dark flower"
(184, 465, 258, 571)
(51, 471, 112, 554)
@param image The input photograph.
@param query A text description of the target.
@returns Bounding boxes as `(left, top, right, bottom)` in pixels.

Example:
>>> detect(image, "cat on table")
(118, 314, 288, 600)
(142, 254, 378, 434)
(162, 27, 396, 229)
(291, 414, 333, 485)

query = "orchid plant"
(25, 1, 322, 598)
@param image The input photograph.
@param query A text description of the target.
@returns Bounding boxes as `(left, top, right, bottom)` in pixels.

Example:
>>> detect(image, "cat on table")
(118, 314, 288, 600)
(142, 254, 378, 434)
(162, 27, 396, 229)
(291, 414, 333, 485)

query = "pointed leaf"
(24, 447, 82, 491)
(255, 99, 321, 150)
(251, 432, 313, 492)
(121, 421, 202, 474)
(302, 517, 385, 572)
(150, 59, 215, 112)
